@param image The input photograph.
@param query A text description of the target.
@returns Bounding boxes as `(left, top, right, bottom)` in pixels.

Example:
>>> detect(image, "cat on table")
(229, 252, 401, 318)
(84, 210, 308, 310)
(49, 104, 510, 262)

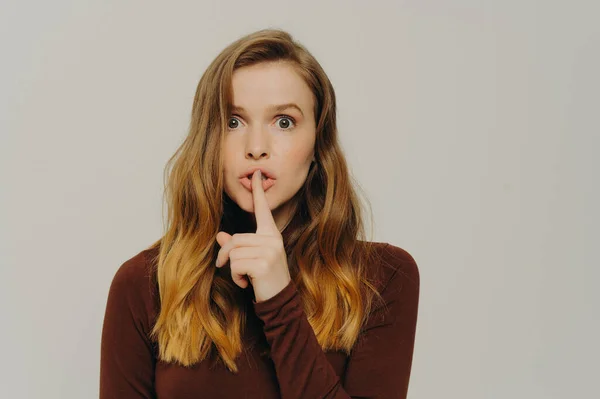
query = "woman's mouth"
(239, 175, 275, 192)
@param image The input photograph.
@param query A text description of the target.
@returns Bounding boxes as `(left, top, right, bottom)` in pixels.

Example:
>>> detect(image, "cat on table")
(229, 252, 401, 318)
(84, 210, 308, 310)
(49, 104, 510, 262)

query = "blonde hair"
(146, 28, 384, 373)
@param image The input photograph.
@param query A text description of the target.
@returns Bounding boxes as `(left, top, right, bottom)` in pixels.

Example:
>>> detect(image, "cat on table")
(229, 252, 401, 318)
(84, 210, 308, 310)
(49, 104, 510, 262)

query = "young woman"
(100, 28, 420, 399)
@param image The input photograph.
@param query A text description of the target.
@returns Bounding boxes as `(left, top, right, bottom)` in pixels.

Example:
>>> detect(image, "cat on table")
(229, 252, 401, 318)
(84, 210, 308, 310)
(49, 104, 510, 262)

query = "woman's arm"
(99, 256, 157, 398)
(252, 243, 420, 399)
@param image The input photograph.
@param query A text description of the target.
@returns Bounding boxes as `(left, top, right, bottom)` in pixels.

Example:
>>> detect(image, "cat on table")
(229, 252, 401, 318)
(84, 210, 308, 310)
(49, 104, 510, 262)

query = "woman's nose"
(245, 126, 271, 160)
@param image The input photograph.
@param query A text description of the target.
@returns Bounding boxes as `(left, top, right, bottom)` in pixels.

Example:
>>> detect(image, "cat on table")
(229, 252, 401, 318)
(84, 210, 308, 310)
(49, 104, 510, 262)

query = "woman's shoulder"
(111, 246, 158, 288)
(106, 246, 160, 319)
(365, 241, 420, 296)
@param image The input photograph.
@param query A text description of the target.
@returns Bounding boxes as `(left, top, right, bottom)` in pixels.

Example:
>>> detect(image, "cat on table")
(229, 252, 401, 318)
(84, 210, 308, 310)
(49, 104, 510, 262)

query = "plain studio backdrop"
(1, 1, 598, 398)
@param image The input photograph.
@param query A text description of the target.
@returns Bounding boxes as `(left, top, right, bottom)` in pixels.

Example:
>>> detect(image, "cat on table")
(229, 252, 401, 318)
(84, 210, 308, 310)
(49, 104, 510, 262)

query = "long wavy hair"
(146, 28, 385, 373)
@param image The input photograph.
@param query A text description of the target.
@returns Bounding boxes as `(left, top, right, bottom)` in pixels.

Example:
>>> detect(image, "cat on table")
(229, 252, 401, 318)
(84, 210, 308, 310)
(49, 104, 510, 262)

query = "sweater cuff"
(252, 279, 298, 316)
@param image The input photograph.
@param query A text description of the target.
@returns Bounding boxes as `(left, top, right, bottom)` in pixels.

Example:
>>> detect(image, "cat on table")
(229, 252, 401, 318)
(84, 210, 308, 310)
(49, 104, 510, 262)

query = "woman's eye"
(227, 117, 240, 130)
(276, 116, 295, 130)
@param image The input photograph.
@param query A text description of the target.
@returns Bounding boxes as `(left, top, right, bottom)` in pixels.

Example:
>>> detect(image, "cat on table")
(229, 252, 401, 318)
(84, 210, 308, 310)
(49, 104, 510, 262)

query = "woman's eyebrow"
(231, 103, 304, 117)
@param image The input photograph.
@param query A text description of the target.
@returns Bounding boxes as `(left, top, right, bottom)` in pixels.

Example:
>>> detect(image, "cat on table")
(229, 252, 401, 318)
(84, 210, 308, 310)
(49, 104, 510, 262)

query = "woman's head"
(149, 28, 381, 373)
(179, 28, 341, 237)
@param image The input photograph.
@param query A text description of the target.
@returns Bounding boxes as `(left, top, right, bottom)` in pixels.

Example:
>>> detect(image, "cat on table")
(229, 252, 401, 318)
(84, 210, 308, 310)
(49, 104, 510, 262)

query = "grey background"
(1, 0, 598, 398)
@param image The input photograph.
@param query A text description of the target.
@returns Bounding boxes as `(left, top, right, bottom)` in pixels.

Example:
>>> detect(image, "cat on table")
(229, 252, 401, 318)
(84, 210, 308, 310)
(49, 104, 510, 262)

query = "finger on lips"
(215, 169, 280, 280)
(251, 169, 278, 236)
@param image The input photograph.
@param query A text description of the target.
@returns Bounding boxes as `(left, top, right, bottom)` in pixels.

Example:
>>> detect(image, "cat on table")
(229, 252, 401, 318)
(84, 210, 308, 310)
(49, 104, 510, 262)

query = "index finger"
(251, 169, 278, 235)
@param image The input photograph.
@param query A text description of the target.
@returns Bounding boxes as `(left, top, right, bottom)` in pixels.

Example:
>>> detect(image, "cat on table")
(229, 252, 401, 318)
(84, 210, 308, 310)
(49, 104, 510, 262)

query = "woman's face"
(222, 61, 316, 231)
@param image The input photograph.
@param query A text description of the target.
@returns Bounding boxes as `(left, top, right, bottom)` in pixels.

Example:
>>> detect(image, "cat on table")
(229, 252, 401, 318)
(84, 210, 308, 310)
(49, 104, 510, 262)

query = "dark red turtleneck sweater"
(99, 242, 419, 398)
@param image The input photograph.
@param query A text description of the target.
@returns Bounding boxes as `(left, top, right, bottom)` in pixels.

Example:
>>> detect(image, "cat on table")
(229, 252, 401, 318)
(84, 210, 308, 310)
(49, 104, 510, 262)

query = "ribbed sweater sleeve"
(252, 244, 420, 399)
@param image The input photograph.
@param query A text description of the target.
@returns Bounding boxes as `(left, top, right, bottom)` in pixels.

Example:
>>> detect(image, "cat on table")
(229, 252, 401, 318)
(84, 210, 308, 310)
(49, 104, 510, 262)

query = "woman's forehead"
(230, 62, 313, 114)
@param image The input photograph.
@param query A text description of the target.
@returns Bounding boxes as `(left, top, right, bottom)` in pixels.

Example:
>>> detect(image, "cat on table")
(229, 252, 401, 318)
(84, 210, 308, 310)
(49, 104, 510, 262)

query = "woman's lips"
(239, 176, 275, 192)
